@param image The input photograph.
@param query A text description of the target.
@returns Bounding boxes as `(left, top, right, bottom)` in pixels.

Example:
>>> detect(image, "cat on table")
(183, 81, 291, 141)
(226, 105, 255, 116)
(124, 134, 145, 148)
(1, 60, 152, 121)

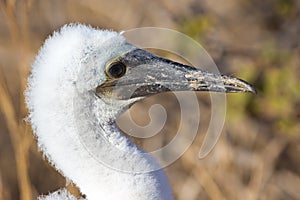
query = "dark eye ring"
(106, 61, 126, 79)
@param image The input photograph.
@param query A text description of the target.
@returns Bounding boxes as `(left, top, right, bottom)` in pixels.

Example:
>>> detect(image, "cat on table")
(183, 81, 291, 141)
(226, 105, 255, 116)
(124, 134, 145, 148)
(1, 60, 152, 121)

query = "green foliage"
(179, 16, 213, 41)
(275, 0, 296, 18)
(228, 40, 299, 136)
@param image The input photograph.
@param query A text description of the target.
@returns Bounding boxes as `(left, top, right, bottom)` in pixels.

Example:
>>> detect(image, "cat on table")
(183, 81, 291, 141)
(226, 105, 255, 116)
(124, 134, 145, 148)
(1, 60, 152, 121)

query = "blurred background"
(0, 0, 299, 199)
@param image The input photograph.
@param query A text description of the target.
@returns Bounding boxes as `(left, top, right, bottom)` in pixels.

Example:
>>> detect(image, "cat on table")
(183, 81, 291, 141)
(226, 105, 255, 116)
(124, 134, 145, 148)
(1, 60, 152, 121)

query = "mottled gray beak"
(97, 48, 256, 100)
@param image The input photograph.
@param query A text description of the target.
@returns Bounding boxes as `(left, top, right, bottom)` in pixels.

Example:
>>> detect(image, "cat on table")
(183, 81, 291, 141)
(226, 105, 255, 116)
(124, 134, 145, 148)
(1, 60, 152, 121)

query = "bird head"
(88, 34, 256, 108)
(29, 24, 255, 114)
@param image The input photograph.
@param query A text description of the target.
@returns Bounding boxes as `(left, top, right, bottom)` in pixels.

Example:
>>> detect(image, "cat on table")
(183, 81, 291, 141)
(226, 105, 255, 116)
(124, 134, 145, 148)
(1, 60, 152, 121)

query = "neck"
(38, 88, 174, 200)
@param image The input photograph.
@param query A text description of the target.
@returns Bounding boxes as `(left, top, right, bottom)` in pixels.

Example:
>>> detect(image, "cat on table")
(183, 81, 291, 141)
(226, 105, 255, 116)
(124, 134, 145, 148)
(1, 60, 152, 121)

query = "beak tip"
(248, 85, 257, 94)
(231, 77, 257, 94)
(242, 81, 257, 94)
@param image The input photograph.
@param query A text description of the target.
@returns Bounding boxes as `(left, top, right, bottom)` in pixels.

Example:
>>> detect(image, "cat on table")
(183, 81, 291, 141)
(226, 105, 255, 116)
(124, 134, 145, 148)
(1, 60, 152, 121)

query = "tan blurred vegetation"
(0, 0, 300, 199)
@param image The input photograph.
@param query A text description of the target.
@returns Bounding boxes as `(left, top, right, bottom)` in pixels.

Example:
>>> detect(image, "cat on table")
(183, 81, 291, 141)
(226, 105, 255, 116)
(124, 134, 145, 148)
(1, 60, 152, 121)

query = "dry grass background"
(0, 0, 300, 199)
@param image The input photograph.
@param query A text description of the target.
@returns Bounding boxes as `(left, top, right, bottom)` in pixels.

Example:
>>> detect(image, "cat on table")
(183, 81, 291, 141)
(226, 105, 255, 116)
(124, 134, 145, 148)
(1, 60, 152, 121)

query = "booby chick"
(26, 24, 255, 200)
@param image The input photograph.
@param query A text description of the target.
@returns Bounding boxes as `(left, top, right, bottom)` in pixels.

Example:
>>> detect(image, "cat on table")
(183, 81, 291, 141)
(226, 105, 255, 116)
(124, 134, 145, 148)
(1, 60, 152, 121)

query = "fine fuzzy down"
(26, 24, 174, 200)
(38, 189, 83, 200)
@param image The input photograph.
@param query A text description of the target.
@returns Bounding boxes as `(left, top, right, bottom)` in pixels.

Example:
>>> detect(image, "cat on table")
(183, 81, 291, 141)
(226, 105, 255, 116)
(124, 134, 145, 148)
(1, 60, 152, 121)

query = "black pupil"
(108, 62, 126, 78)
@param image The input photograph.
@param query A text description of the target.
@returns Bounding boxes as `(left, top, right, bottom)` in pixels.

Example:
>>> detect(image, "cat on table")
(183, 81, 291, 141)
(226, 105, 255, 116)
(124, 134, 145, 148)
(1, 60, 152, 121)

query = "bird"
(25, 24, 255, 200)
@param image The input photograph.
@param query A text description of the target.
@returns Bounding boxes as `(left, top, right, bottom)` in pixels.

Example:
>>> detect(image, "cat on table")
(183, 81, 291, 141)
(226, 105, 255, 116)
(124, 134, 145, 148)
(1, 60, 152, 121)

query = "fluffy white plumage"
(26, 24, 173, 200)
(38, 189, 82, 200)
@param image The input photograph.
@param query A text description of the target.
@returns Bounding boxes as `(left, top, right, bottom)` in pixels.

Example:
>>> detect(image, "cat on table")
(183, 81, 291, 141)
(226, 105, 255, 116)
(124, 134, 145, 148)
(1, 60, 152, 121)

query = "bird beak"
(97, 48, 256, 101)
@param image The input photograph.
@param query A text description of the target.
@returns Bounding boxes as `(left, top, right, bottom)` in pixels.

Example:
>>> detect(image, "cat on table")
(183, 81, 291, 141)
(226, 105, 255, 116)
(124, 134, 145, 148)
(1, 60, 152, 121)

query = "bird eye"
(106, 61, 126, 79)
